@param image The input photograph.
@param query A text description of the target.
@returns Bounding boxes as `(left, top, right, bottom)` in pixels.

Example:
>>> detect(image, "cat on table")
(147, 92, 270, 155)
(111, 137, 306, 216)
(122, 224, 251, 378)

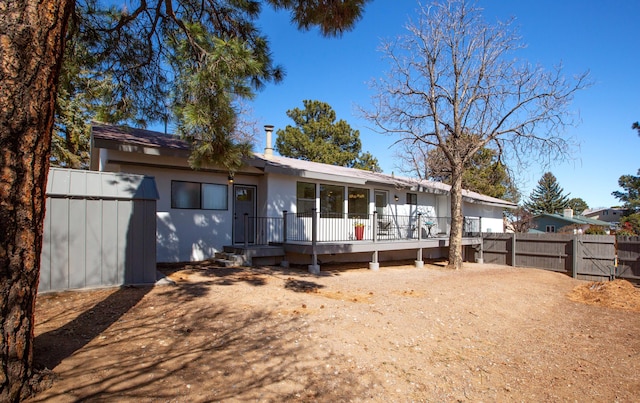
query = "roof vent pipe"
(264, 124, 274, 159)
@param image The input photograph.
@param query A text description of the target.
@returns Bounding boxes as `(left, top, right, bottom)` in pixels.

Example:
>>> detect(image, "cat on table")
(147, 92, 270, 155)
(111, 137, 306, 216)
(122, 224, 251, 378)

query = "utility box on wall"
(39, 168, 159, 292)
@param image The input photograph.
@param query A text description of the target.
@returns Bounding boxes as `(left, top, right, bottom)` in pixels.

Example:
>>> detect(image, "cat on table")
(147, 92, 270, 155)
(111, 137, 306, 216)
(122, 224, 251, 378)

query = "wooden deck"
(227, 235, 482, 269)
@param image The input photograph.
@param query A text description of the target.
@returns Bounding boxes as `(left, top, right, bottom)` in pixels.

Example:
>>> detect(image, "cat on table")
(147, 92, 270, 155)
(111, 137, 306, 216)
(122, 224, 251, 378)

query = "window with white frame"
(348, 187, 369, 219)
(545, 225, 556, 233)
(406, 193, 417, 205)
(171, 180, 227, 210)
(320, 184, 344, 218)
(296, 182, 316, 216)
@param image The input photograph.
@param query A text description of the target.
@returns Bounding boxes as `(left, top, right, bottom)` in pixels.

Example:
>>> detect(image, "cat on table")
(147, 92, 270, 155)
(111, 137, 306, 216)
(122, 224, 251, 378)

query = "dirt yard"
(29, 262, 640, 402)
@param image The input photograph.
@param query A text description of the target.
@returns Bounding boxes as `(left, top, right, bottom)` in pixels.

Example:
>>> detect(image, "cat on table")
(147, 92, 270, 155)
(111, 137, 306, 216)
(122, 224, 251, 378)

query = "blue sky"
(247, 0, 639, 209)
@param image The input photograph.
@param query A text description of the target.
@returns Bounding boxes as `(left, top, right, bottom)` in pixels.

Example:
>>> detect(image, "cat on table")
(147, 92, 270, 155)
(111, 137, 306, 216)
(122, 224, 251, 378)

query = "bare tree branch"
(362, 0, 589, 269)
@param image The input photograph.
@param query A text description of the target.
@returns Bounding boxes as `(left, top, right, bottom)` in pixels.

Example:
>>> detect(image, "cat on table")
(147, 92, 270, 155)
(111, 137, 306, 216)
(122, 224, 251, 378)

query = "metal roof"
(90, 123, 516, 208)
(47, 167, 159, 200)
(251, 153, 516, 208)
(533, 213, 610, 227)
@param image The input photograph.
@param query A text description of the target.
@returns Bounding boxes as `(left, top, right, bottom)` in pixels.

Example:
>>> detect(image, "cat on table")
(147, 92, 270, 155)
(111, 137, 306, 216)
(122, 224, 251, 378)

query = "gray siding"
(39, 168, 159, 292)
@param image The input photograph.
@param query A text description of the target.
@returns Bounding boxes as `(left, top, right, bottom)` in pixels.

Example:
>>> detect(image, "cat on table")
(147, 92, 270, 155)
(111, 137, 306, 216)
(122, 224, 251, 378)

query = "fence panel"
(514, 233, 573, 273)
(575, 235, 616, 281)
(482, 233, 513, 265)
(617, 236, 640, 281)
(480, 233, 620, 281)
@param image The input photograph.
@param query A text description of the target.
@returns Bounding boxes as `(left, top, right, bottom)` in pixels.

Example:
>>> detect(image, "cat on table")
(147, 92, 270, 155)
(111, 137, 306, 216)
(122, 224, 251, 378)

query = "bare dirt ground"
(29, 262, 640, 402)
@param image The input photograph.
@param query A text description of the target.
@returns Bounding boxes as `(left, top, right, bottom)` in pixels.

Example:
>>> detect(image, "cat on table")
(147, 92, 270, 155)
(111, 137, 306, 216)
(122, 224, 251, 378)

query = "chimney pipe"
(264, 124, 274, 159)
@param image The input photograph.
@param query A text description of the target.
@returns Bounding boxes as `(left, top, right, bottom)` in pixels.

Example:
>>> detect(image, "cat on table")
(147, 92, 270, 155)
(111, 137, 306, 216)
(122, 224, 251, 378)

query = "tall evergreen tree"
(275, 100, 381, 171)
(566, 197, 589, 215)
(525, 172, 570, 214)
(612, 169, 640, 212)
(0, 1, 371, 399)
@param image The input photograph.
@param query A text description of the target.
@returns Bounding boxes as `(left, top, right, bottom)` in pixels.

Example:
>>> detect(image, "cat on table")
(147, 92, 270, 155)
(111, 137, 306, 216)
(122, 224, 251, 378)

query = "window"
(348, 187, 369, 219)
(320, 184, 344, 218)
(546, 225, 556, 233)
(406, 193, 417, 205)
(296, 182, 316, 215)
(171, 180, 228, 210)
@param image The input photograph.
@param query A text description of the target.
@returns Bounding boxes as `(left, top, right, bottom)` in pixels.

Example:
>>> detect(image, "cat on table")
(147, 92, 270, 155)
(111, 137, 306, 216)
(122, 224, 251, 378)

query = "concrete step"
(213, 252, 245, 267)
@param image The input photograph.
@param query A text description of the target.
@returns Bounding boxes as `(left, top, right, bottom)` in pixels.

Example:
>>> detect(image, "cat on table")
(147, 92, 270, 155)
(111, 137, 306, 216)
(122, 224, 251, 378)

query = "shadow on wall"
(156, 211, 230, 262)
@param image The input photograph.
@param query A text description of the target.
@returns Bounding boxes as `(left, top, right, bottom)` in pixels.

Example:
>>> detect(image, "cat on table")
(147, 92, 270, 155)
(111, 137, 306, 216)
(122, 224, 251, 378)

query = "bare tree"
(364, 0, 589, 269)
(505, 207, 537, 233)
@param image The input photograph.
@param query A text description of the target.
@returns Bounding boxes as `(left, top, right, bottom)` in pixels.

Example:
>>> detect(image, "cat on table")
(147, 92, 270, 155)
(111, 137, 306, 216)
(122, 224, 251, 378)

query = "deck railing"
(239, 210, 482, 246)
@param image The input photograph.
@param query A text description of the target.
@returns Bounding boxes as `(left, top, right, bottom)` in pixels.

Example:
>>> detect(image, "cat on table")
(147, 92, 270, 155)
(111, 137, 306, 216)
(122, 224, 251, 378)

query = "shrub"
(585, 225, 607, 235)
(620, 213, 640, 236)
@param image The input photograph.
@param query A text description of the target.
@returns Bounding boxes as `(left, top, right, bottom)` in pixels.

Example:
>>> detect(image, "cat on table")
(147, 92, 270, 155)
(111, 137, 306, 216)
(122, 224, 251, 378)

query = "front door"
(233, 185, 256, 244)
(375, 190, 388, 219)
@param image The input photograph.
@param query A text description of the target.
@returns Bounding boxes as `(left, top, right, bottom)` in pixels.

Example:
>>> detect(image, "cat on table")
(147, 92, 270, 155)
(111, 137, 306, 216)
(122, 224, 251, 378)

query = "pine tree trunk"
(0, 1, 73, 400)
(448, 163, 465, 270)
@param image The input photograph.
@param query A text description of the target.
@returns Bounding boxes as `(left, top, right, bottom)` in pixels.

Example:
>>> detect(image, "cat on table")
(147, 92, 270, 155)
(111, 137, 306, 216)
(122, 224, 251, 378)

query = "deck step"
(221, 245, 286, 267)
(213, 252, 245, 267)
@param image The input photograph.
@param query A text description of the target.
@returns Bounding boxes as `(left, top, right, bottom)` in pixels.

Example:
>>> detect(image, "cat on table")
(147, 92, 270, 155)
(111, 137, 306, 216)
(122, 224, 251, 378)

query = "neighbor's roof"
(583, 207, 628, 216)
(91, 123, 516, 208)
(534, 213, 610, 226)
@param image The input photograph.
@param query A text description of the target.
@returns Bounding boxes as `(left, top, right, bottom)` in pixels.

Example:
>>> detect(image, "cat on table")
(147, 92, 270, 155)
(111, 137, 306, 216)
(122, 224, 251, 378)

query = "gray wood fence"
(617, 236, 640, 281)
(471, 233, 628, 282)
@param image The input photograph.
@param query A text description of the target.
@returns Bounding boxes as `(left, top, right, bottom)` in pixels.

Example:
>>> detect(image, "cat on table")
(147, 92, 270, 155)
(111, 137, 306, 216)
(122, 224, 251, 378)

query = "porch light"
(228, 174, 234, 184)
(394, 195, 399, 201)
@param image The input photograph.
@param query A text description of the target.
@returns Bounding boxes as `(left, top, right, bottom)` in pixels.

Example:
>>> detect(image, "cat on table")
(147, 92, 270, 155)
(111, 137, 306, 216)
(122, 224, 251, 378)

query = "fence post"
(308, 208, 320, 274)
(511, 232, 516, 267)
(282, 210, 288, 243)
(572, 236, 579, 278)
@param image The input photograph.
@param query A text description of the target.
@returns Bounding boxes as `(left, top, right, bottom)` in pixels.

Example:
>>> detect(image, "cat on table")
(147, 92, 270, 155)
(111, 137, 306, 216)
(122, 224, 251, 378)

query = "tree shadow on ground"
(34, 286, 152, 372)
(283, 278, 326, 293)
(31, 283, 376, 402)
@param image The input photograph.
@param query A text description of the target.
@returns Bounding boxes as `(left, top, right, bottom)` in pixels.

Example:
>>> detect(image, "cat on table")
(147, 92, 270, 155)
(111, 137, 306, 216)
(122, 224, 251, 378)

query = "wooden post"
(373, 211, 378, 243)
(282, 210, 288, 243)
(572, 236, 579, 279)
(280, 210, 289, 268)
(309, 208, 320, 274)
(511, 232, 517, 267)
(477, 232, 484, 264)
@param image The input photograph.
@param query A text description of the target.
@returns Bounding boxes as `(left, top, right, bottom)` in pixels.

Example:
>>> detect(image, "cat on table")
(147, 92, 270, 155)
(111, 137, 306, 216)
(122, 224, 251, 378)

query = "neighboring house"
(583, 207, 628, 228)
(90, 123, 516, 269)
(532, 209, 611, 234)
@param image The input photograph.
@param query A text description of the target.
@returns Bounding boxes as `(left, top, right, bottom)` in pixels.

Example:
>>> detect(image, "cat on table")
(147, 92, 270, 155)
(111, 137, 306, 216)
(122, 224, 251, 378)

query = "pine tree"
(275, 100, 380, 171)
(525, 172, 570, 215)
(0, 1, 371, 399)
(566, 197, 589, 215)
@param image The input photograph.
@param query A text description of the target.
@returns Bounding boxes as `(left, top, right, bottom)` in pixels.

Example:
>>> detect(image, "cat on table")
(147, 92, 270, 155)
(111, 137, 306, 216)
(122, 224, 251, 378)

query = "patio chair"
(378, 220, 392, 236)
